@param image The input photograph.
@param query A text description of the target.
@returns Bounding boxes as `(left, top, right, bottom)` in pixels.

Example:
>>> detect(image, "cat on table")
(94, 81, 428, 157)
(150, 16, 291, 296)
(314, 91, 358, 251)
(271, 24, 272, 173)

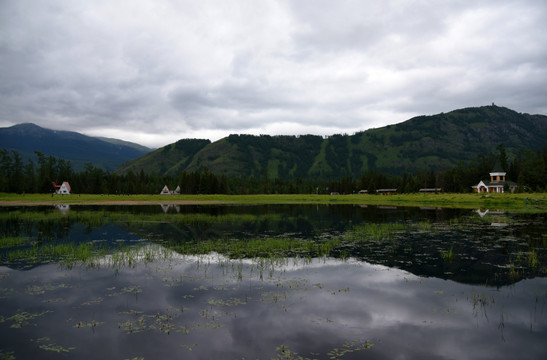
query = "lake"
(0, 204, 545, 359)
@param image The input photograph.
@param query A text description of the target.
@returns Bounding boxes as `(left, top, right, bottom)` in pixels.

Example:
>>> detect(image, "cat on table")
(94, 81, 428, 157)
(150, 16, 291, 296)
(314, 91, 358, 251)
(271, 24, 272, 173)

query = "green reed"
(166, 236, 341, 259)
(1, 208, 278, 230)
(441, 245, 454, 262)
(5, 242, 107, 266)
(343, 222, 408, 242)
(0, 236, 32, 248)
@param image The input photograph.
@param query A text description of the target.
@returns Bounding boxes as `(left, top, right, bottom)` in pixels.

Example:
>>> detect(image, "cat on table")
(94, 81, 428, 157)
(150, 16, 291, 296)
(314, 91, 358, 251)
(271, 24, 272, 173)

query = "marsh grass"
(527, 249, 539, 270)
(441, 245, 454, 262)
(2, 205, 545, 282)
(507, 248, 546, 280)
(0, 208, 279, 231)
(0, 236, 32, 248)
(2, 236, 324, 271)
(167, 236, 341, 259)
(5, 241, 108, 267)
(343, 222, 418, 242)
(417, 220, 433, 231)
(469, 291, 495, 312)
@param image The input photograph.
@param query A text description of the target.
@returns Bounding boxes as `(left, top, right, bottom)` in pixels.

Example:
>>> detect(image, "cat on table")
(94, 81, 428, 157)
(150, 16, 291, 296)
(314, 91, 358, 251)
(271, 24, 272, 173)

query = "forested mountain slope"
(117, 105, 547, 178)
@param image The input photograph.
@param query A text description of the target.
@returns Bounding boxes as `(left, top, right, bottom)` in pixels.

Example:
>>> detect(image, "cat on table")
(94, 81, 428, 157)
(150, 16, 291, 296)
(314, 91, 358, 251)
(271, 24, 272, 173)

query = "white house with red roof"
(52, 181, 71, 195)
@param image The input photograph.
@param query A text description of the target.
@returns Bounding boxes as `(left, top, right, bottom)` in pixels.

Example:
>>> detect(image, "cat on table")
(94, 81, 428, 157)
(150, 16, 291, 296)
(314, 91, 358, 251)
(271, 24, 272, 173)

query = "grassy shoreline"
(1, 192, 546, 212)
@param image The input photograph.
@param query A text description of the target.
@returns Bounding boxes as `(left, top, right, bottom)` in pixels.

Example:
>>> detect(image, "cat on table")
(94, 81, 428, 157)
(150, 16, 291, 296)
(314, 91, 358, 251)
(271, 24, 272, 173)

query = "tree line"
(1, 146, 546, 195)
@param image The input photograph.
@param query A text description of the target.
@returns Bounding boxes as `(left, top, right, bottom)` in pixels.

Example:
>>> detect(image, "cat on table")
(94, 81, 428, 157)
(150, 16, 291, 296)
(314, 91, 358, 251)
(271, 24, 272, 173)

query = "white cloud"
(1, 0, 546, 147)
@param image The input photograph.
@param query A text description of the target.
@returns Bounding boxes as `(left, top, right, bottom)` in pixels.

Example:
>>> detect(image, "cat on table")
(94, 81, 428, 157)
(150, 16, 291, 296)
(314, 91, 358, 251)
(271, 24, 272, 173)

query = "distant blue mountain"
(0, 123, 152, 171)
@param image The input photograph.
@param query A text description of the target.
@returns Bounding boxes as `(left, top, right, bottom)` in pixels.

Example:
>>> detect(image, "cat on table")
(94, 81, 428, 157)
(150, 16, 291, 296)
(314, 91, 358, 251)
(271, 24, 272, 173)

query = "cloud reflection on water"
(1, 249, 545, 359)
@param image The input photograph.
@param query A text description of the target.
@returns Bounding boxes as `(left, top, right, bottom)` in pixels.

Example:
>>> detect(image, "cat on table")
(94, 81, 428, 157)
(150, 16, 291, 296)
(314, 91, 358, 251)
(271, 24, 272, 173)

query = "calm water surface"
(0, 204, 545, 359)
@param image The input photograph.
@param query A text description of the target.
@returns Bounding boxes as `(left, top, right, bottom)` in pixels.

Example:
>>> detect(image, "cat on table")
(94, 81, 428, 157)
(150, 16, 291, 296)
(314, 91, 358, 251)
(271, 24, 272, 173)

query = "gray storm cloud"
(1, 0, 546, 147)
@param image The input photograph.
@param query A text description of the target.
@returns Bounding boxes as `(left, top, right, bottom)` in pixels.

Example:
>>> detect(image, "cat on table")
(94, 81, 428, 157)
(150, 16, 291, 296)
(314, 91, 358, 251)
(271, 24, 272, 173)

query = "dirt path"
(0, 200, 223, 206)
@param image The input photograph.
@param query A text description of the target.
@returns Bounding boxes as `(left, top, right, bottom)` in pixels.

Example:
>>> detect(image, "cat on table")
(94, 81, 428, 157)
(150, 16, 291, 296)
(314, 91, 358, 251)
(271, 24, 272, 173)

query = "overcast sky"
(1, 0, 546, 148)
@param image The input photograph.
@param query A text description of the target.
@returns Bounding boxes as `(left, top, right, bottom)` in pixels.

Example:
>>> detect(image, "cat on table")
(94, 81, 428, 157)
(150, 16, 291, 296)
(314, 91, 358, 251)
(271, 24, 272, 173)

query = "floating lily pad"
(0, 310, 51, 328)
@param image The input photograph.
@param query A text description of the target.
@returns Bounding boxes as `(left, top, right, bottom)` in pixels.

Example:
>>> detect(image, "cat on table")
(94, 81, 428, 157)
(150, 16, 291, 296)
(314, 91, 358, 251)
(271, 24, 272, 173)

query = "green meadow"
(1, 192, 546, 212)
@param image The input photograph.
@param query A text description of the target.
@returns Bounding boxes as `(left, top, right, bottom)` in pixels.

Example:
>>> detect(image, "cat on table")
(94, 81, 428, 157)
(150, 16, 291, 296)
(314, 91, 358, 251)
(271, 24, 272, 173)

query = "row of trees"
(328, 146, 546, 194)
(1, 146, 546, 195)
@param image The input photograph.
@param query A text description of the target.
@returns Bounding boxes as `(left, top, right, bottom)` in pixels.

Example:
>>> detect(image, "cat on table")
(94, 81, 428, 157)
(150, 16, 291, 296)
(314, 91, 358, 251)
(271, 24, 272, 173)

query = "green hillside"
(117, 138, 211, 175)
(116, 106, 547, 178)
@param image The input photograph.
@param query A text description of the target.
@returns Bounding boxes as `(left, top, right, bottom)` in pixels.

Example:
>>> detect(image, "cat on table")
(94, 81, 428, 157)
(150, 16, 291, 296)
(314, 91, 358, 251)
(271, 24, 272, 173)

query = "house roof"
(52, 181, 70, 190)
(479, 179, 517, 187)
(62, 182, 71, 192)
(490, 159, 505, 174)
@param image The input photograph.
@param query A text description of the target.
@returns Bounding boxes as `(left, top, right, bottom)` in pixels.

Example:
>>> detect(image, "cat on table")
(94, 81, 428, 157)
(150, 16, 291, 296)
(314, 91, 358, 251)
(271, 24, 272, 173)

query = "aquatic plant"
(0, 236, 32, 248)
(508, 262, 521, 280)
(0, 207, 278, 229)
(343, 222, 408, 242)
(33, 337, 75, 353)
(74, 320, 104, 328)
(417, 220, 432, 231)
(165, 236, 342, 259)
(506, 247, 546, 280)
(117, 307, 190, 335)
(273, 339, 373, 360)
(4, 241, 108, 267)
(207, 297, 247, 307)
(527, 249, 539, 270)
(441, 245, 454, 262)
(25, 282, 71, 296)
(0, 350, 15, 360)
(470, 291, 495, 312)
(0, 310, 51, 328)
(327, 339, 374, 358)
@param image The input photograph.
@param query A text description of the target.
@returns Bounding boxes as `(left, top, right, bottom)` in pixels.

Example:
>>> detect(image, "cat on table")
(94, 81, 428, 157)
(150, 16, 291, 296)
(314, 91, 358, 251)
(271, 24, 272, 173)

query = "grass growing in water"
(527, 249, 539, 270)
(343, 222, 410, 242)
(5, 242, 107, 267)
(274, 339, 373, 360)
(0, 236, 32, 248)
(441, 245, 454, 262)
(167, 236, 341, 259)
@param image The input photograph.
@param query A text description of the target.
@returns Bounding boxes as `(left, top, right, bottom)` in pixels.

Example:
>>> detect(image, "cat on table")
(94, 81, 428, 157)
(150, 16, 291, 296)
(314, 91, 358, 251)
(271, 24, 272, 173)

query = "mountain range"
(0, 123, 152, 171)
(118, 105, 547, 178)
(2, 105, 546, 178)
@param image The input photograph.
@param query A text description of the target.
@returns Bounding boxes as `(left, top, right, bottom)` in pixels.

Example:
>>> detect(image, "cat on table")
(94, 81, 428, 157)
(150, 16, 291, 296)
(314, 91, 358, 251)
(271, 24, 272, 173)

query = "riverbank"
(1, 192, 546, 212)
